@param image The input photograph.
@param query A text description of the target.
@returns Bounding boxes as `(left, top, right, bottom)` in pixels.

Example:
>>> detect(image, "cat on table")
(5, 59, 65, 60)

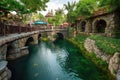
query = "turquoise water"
(8, 40, 109, 80)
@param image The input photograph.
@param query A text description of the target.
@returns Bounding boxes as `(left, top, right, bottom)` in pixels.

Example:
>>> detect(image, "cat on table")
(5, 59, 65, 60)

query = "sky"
(40, 0, 79, 16)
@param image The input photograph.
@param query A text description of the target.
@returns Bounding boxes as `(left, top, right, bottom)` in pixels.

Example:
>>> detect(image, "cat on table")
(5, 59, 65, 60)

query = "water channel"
(8, 40, 110, 80)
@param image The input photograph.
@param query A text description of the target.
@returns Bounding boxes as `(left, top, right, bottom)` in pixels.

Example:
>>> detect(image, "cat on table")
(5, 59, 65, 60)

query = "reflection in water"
(8, 40, 109, 80)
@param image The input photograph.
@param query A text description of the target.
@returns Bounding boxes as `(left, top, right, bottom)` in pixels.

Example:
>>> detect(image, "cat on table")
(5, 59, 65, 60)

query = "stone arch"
(6, 42, 17, 60)
(92, 18, 107, 33)
(80, 20, 87, 32)
(57, 33, 64, 39)
(25, 37, 34, 46)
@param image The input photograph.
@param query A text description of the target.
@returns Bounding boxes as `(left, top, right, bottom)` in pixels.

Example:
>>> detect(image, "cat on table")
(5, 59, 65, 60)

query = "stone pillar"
(33, 34, 38, 45)
(109, 52, 120, 76)
(85, 21, 92, 33)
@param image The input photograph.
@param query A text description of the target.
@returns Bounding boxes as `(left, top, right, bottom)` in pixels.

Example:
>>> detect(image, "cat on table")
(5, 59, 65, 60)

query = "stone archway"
(6, 44, 14, 59)
(80, 21, 87, 32)
(94, 19, 107, 33)
(25, 37, 34, 46)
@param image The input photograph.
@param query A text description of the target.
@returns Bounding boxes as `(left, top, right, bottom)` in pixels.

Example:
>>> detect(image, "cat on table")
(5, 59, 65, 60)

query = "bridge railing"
(0, 24, 41, 36)
(0, 23, 67, 36)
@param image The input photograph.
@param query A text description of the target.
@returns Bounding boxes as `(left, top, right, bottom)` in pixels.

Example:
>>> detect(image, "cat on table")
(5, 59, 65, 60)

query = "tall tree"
(64, 1, 77, 23)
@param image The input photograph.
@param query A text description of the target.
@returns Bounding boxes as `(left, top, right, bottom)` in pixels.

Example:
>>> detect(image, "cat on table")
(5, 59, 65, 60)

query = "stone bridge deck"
(0, 31, 39, 46)
(0, 29, 67, 46)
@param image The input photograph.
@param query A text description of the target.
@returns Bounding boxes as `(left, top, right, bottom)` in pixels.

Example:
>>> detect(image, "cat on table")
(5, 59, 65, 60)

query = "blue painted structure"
(34, 21, 47, 25)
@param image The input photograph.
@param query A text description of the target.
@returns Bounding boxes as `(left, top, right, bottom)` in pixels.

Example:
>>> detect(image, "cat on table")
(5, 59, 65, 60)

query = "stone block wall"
(0, 67, 11, 80)
(84, 38, 120, 78)
(0, 45, 7, 60)
(77, 12, 120, 38)
(0, 61, 11, 80)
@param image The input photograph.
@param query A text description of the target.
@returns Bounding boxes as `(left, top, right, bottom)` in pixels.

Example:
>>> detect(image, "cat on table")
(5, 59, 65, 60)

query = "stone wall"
(84, 38, 120, 78)
(77, 12, 120, 38)
(0, 45, 7, 60)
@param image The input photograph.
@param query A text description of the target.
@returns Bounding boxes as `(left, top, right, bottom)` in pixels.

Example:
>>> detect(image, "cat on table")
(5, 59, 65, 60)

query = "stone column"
(85, 21, 92, 33)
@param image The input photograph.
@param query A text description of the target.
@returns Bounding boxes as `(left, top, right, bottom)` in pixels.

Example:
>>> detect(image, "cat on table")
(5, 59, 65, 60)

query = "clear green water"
(8, 40, 109, 80)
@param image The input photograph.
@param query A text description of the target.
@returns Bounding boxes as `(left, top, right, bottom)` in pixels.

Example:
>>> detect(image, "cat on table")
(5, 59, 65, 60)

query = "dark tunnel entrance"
(25, 37, 34, 46)
(57, 33, 64, 39)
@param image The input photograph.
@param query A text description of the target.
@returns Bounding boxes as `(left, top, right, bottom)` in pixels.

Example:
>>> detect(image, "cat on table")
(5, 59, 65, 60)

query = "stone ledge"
(0, 31, 40, 46)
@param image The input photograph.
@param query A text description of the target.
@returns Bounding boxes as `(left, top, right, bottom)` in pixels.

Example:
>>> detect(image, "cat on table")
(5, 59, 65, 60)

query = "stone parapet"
(0, 31, 39, 46)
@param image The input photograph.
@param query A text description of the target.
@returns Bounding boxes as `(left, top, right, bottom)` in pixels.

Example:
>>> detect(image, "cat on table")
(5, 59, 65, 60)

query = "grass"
(89, 35, 120, 55)
(67, 34, 116, 79)
(67, 35, 108, 71)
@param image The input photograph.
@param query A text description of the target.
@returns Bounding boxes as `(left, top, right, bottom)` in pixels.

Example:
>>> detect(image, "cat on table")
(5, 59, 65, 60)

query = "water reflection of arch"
(92, 18, 107, 33)
(25, 37, 34, 46)
(79, 20, 87, 32)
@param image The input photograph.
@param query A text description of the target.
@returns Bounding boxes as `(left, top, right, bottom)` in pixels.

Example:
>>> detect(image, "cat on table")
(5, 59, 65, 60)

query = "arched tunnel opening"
(25, 37, 34, 46)
(95, 19, 107, 33)
(81, 21, 86, 32)
(6, 44, 14, 59)
(56, 33, 64, 40)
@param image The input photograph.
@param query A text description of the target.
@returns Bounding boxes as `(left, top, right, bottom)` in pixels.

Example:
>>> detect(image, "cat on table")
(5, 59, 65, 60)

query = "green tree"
(75, 0, 99, 17)
(99, 0, 120, 11)
(64, 1, 77, 23)
(20, 0, 49, 12)
(54, 8, 65, 26)
(0, 0, 49, 24)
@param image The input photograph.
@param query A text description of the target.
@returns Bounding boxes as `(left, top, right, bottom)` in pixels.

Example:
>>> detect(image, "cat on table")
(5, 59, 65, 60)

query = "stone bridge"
(0, 29, 67, 80)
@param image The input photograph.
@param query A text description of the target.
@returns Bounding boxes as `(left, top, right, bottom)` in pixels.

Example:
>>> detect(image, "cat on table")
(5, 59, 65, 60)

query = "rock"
(109, 52, 120, 76)
(84, 38, 112, 63)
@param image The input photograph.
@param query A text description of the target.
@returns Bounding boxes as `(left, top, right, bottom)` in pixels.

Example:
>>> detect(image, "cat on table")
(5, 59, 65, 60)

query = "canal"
(8, 40, 109, 80)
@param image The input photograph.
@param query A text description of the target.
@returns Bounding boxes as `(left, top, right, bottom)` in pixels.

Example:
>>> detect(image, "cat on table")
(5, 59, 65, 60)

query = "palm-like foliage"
(64, 1, 77, 23)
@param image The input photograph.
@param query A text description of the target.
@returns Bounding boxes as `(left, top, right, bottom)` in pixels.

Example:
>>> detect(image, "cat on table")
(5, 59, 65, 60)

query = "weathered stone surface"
(77, 12, 119, 38)
(84, 38, 112, 63)
(84, 38, 95, 53)
(84, 38, 120, 78)
(109, 52, 120, 76)
(0, 45, 7, 60)
(0, 67, 11, 80)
